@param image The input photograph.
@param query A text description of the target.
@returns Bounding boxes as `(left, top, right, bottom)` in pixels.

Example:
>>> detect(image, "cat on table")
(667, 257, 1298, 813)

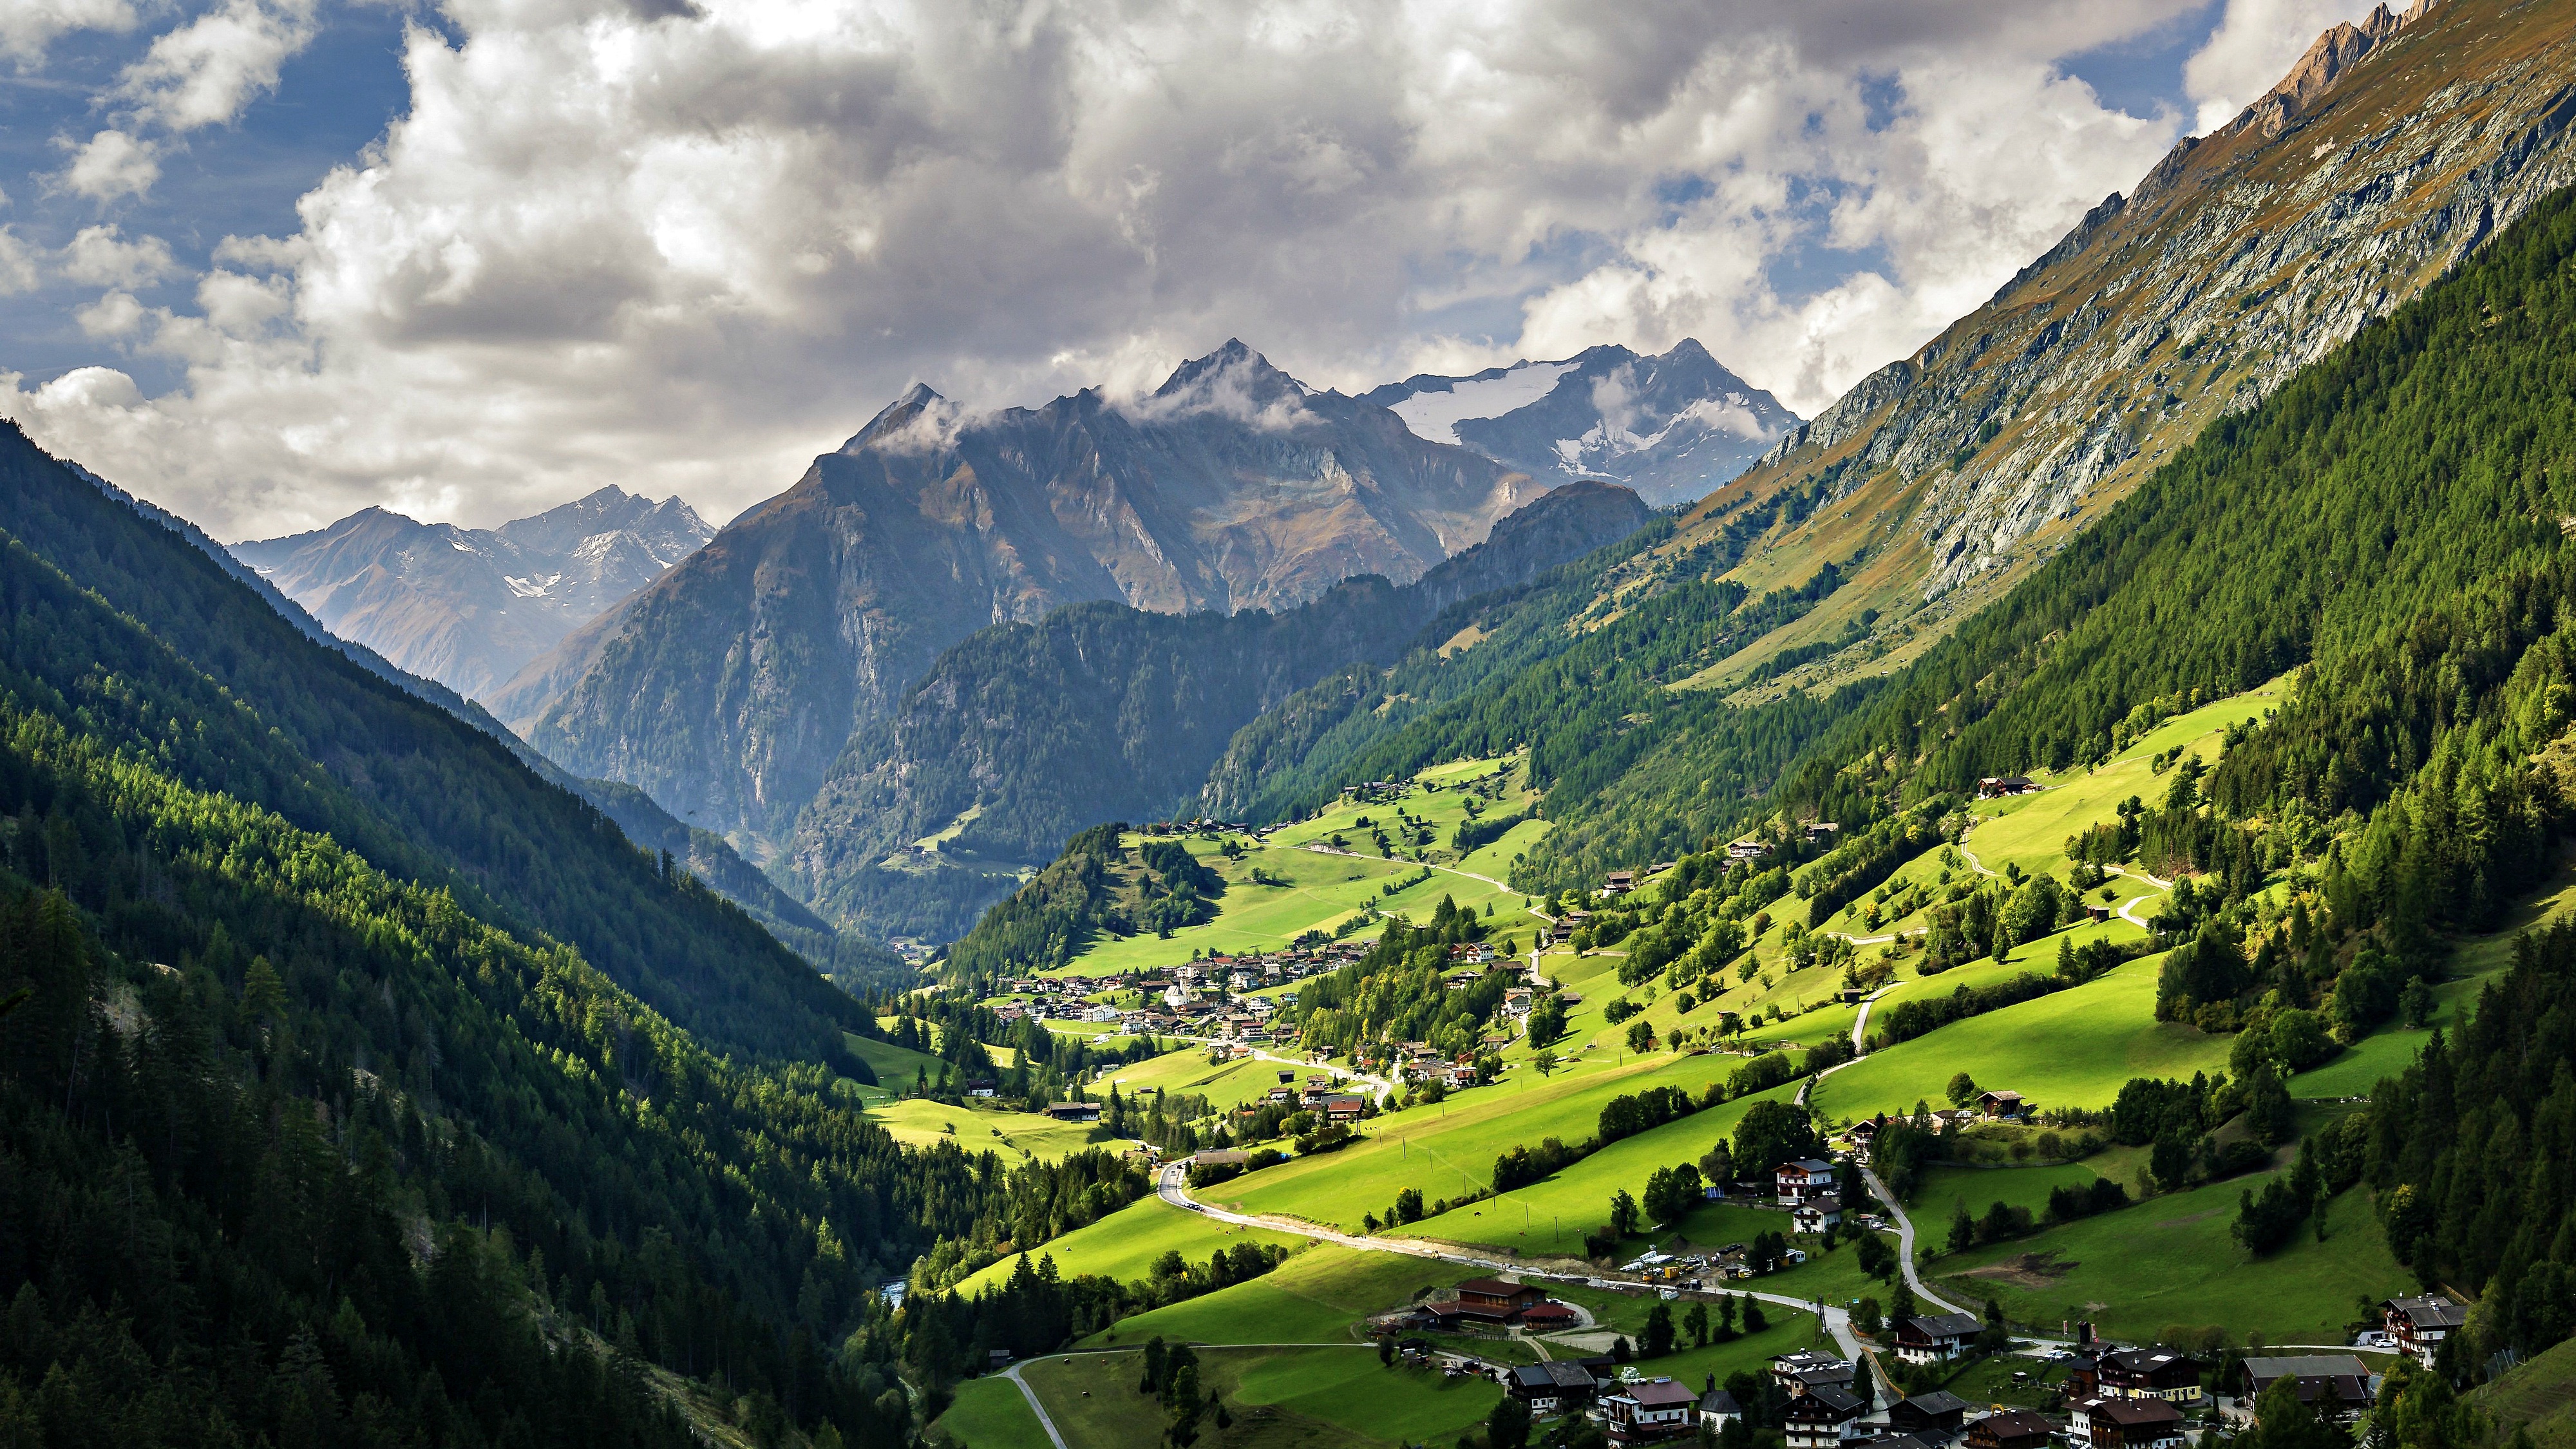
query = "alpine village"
(11, 3, 2576, 1449)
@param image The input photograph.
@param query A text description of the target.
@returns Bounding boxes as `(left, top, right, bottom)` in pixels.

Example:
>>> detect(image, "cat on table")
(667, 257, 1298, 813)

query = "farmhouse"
(2069, 1399, 2185, 1449)
(1504, 1360, 1597, 1415)
(1776, 1159, 1839, 1204)
(2096, 1347, 2204, 1403)
(1888, 1390, 1972, 1438)
(1324, 1094, 1367, 1124)
(1602, 1379, 1698, 1444)
(1604, 871, 1636, 895)
(1791, 1203, 1842, 1235)
(1041, 1101, 1100, 1122)
(1976, 1090, 2025, 1119)
(1782, 1383, 1866, 1449)
(1967, 1410, 2058, 1449)
(1727, 839, 1773, 860)
(1977, 776, 2038, 797)
(1459, 1278, 1548, 1315)
(2236, 1356, 2378, 1425)
(1892, 1313, 1982, 1365)
(2383, 1296, 2468, 1367)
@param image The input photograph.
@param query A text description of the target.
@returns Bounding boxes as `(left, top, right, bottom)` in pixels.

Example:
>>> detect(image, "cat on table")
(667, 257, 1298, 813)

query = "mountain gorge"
(1365, 339, 1800, 507)
(779, 480, 1654, 941)
(233, 487, 712, 701)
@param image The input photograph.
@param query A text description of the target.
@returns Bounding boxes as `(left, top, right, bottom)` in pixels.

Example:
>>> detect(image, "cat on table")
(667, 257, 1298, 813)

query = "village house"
(1504, 1361, 1597, 1416)
(2235, 1356, 2378, 1425)
(2096, 1347, 2204, 1404)
(1966, 1410, 2056, 1449)
(1604, 871, 1636, 895)
(1324, 1094, 1367, 1124)
(1602, 1379, 1698, 1444)
(1976, 1089, 2026, 1119)
(2384, 1296, 2468, 1367)
(1782, 1383, 1866, 1449)
(1776, 1158, 1839, 1204)
(2069, 1399, 2186, 1449)
(1727, 839, 1772, 860)
(1888, 1390, 1971, 1439)
(1891, 1313, 1982, 1365)
(1041, 1101, 1100, 1122)
(1791, 1203, 1842, 1235)
(1977, 776, 2039, 797)
(1770, 1351, 1850, 1394)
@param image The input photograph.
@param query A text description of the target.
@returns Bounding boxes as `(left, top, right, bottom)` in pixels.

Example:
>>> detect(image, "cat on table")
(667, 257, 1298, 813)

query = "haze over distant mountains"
(231, 488, 713, 701)
(1365, 339, 1800, 507)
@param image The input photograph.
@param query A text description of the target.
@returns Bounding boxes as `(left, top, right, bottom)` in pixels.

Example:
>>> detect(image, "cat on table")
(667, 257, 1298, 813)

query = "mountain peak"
(1153, 339, 1302, 400)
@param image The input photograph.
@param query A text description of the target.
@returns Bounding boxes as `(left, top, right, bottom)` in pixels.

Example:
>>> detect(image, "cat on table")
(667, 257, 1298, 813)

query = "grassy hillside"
(958, 1196, 1309, 1297)
(970, 1343, 1504, 1449)
(2472, 1336, 2576, 1449)
(863, 1099, 1108, 1162)
(1224, 1050, 1740, 1230)
(1931, 1179, 2407, 1345)
(1810, 955, 2228, 1121)
(1083, 1245, 1479, 1346)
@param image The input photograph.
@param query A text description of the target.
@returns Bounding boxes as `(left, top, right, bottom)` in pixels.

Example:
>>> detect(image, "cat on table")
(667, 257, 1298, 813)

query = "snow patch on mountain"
(1388, 360, 1580, 446)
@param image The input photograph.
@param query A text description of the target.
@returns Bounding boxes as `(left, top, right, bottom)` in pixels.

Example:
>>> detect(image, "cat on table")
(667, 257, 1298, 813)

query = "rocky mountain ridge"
(1692, 0, 2575, 690)
(232, 487, 711, 701)
(1364, 339, 1799, 507)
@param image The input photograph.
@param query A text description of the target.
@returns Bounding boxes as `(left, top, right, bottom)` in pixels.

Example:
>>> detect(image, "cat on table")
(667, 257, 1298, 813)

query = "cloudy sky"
(0, 0, 2383, 539)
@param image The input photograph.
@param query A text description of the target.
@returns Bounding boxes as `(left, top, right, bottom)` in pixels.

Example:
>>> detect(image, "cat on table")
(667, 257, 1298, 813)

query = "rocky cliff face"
(777, 480, 1654, 941)
(1367, 340, 1799, 508)
(231, 488, 710, 701)
(507, 341, 1546, 848)
(1721, 0, 2575, 607)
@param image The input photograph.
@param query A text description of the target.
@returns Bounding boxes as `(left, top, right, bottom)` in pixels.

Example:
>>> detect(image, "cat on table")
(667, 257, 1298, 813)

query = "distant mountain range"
(231, 487, 712, 701)
(498, 340, 1730, 853)
(1365, 339, 1799, 507)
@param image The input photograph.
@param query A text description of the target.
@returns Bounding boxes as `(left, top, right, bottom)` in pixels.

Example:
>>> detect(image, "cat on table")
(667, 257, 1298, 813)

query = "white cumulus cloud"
(113, 0, 321, 133)
(58, 129, 163, 202)
(5, 0, 2364, 542)
(0, 0, 140, 66)
(59, 224, 180, 287)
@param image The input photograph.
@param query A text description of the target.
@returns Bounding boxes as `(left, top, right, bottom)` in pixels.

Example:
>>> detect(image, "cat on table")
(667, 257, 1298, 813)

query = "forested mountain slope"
(0, 428, 1208, 1448)
(779, 480, 1653, 942)
(0, 422, 873, 1062)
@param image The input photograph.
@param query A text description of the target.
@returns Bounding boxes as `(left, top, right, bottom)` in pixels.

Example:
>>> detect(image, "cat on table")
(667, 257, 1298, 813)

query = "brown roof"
(1973, 1410, 2058, 1440)
(1621, 1381, 1698, 1407)
(1456, 1277, 1537, 1298)
(2090, 1400, 2184, 1426)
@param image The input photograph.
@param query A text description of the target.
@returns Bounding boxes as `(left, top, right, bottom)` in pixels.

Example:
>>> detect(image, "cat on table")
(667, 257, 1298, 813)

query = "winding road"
(1155, 1164, 1871, 1359)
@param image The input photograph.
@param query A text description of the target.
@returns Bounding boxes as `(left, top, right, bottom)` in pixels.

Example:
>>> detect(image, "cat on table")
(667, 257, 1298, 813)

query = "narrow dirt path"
(996, 1361, 1071, 1449)
(1859, 1165, 1968, 1315)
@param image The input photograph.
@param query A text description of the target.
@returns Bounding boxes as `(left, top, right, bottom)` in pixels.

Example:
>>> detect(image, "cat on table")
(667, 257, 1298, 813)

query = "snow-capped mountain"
(231, 488, 712, 702)
(1364, 339, 1799, 507)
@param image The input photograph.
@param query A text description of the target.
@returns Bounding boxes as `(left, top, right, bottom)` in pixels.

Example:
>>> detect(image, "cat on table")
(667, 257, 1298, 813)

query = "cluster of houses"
(1842, 1090, 2032, 1159)
(993, 946, 1372, 1042)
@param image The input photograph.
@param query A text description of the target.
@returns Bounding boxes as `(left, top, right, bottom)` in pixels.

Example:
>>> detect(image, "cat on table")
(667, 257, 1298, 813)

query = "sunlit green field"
(1083, 1244, 1479, 1346)
(863, 1098, 1108, 1162)
(1932, 1176, 2407, 1345)
(1809, 953, 2229, 1121)
(1221, 1050, 1739, 1231)
(958, 1194, 1308, 1297)
(1003, 1342, 1504, 1448)
(1391, 1081, 1801, 1252)
(1103, 1045, 1316, 1113)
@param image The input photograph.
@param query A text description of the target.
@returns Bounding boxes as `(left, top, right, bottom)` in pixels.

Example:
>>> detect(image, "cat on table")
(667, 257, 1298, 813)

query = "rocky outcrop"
(1719, 0, 2576, 601)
